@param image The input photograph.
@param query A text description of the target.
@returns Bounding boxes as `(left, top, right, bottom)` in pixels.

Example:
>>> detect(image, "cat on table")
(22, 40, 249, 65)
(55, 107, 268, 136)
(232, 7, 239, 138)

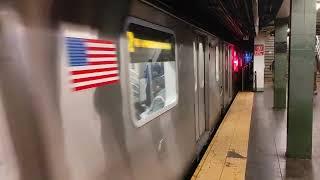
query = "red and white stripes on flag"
(65, 37, 119, 91)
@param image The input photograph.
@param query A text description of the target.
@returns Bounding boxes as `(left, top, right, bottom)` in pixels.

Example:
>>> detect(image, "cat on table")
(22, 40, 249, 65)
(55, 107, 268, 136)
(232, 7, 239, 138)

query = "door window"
(126, 21, 178, 126)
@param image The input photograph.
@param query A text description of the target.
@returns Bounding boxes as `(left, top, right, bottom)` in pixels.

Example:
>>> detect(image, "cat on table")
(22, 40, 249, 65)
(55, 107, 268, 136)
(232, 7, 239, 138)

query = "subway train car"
(0, 0, 241, 180)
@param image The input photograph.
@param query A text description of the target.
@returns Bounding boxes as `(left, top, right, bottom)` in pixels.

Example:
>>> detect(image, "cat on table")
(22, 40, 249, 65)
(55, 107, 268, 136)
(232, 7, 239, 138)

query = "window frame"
(124, 17, 179, 127)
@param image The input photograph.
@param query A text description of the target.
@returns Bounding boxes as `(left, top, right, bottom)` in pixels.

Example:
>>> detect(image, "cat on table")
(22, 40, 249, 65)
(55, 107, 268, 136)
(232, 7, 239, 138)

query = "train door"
(206, 39, 222, 129)
(223, 44, 233, 110)
(193, 36, 206, 141)
(222, 44, 228, 110)
(218, 43, 224, 113)
(228, 47, 233, 103)
(220, 43, 224, 111)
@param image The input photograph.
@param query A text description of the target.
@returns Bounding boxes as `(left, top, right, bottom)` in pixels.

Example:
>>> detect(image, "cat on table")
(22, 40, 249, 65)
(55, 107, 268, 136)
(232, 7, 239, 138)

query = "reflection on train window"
(127, 23, 177, 122)
(215, 46, 219, 81)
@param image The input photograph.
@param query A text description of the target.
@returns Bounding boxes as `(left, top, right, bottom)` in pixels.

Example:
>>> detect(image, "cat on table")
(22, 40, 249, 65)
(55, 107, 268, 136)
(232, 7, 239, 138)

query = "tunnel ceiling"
(145, 0, 284, 48)
(145, 0, 255, 44)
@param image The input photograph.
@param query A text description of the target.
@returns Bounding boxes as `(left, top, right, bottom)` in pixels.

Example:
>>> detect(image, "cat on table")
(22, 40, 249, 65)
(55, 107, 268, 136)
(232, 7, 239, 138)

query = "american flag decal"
(65, 37, 119, 91)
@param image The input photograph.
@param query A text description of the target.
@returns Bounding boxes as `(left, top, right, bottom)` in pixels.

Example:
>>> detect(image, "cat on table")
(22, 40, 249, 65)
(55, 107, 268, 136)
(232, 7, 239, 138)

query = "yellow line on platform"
(192, 92, 254, 180)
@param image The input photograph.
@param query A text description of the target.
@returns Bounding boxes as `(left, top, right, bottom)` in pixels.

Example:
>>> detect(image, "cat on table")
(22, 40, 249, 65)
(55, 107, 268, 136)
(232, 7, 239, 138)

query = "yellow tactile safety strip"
(192, 92, 254, 180)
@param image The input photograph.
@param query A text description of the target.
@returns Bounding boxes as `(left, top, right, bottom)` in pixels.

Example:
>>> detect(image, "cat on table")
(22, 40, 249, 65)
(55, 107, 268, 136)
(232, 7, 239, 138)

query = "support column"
(274, 19, 288, 108)
(287, 0, 316, 158)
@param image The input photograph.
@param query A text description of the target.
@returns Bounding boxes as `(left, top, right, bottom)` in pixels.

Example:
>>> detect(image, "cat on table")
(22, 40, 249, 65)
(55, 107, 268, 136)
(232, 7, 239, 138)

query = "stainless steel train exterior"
(0, 0, 238, 180)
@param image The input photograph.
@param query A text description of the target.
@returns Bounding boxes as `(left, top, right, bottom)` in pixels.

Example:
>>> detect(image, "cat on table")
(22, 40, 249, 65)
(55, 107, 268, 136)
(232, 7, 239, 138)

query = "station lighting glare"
(317, 3, 320, 10)
(287, 28, 290, 33)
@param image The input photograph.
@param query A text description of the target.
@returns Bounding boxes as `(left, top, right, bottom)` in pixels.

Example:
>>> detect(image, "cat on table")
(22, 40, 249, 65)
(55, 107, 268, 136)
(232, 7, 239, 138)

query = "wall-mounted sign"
(254, 44, 264, 56)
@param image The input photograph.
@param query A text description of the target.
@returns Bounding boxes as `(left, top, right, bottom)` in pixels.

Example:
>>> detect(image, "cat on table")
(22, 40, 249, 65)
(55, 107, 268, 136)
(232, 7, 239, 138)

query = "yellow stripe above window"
(127, 31, 172, 52)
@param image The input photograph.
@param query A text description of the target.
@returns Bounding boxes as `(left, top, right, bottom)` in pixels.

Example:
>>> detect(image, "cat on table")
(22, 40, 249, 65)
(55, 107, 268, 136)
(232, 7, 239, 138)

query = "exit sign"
(254, 45, 264, 56)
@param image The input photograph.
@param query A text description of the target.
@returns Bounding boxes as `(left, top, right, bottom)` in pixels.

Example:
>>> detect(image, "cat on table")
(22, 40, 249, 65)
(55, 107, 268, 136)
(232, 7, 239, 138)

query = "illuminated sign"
(244, 52, 252, 63)
(254, 44, 264, 56)
(231, 47, 239, 72)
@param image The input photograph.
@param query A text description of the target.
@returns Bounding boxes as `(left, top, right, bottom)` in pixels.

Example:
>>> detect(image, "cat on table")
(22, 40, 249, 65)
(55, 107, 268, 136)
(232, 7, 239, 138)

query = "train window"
(215, 46, 219, 81)
(126, 19, 177, 126)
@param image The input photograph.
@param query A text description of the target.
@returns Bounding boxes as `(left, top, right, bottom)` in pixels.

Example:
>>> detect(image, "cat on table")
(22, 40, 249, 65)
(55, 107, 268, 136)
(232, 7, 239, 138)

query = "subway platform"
(192, 84, 320, 180)
(1, 0, 319, 180)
